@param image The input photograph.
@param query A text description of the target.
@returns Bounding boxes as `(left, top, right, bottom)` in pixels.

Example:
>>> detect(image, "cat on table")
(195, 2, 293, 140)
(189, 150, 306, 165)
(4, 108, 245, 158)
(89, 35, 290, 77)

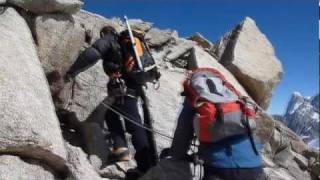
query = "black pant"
(105, 96, 153, 173)
(202, 166, 265, 180)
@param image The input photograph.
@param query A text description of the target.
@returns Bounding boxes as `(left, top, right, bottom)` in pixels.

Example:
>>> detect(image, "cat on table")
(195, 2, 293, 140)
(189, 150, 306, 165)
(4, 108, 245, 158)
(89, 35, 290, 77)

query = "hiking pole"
(124, 15, 144, 72)
(139, 86, 159, 165)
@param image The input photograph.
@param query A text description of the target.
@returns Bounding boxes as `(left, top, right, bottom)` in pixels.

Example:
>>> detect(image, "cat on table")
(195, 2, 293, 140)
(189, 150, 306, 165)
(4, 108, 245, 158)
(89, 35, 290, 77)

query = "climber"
(168, 68, 264, 180)
(65, 26, 161, 180)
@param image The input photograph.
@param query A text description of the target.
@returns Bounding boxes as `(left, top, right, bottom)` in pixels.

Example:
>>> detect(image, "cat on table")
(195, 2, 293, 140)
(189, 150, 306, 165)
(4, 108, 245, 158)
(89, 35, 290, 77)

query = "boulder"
(292, 151, 308, 170)
(272, 120, 308, 154)
(7, 0, 82, 14)
(145, 28, 177, 47)
(263, 167, 295, 180)
(213, 17, 283, 109)
(286, 160, 311, 180)
(140, 159, 193, 180)
(269, 129, 283, 153)
(212, 31, 233, 60)
(128, 19, 153, 32)
(65, 143, 102, 180)
(261, 155, 276, 168)
(255, 111, 307, 155)
(188, 32, 213, 50)
(164, 39, 196, 61)
(255, 111, 276, 146)
(302, 149, 319, 160)
(189, 46, 249, 97)
(309, 160, 320, 180)
(273, 146, 294, 168)
(0, 155, 56, 180)
(28, 10, 117, 112)
(27, 13, 85, 109)
(260, 143, 273, 159)
(0, 7, 67, 173)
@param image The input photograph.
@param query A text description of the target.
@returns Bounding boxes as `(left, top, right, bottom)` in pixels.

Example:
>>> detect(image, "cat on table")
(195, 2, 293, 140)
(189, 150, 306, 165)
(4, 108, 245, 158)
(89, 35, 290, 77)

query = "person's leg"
(203, 166, 264, 180)
(202, 174, 223, 180)
(202, 166, 226, 180)
(105, 101, 127, 149)
(237, 167, 265, 180)
(121, 96, 153, 173)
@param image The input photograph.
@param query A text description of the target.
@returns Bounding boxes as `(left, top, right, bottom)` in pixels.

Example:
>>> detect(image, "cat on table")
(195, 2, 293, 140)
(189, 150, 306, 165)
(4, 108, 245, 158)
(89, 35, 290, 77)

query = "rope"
(102, 100, 175, 141)
(73, 75, 199, 147)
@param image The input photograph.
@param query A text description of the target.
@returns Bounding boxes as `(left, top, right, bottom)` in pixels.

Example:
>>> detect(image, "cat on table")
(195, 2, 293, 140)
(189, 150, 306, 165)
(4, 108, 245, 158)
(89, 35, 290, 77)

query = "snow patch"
(293, 92, 302, 97)
(308, 138, 320, 150)
(311, 112, 319, 122)
(289, 101, 303, 114)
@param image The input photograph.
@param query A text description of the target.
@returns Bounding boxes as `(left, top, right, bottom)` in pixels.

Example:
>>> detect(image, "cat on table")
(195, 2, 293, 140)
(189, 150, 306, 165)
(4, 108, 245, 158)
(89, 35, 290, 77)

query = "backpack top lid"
(119, 29, 145, 41)
(184, 68, 242, 107)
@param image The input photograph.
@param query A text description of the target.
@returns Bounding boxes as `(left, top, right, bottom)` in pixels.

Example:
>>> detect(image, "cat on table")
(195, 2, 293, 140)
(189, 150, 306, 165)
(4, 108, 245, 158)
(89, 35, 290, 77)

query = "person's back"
(170, 68, 264, 180)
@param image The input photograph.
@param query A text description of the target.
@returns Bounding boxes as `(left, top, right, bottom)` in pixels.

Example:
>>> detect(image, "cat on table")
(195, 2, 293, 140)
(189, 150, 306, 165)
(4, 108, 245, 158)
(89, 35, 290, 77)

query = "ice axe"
(124, 15, 144, 72)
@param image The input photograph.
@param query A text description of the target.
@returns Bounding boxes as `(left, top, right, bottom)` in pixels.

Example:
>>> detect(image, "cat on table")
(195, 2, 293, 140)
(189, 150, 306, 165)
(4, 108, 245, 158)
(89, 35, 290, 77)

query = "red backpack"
(183, 68, 257, 144)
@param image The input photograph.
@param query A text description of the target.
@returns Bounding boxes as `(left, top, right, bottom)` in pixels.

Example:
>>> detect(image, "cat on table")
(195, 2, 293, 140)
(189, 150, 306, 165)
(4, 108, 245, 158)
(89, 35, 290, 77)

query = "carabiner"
(153, 80, 160, 90)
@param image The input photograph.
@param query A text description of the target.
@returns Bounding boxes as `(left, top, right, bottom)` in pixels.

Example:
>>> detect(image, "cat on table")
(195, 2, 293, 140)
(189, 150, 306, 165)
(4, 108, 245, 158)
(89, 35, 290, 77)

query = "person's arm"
(66, 38, 112, 80)
(170, 100, 196, 160)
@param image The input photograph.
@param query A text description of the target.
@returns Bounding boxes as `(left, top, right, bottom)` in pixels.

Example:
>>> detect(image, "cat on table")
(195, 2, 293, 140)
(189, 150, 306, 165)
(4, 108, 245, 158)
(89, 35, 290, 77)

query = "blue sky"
(84, 0, 319, 115)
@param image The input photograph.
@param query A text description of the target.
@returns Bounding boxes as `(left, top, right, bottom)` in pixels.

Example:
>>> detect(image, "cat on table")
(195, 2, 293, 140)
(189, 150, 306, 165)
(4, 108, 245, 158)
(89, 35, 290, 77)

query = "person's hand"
(64, 73, 74, 83)
(109, 71, 121, 79)
(155, 69, 161, 80)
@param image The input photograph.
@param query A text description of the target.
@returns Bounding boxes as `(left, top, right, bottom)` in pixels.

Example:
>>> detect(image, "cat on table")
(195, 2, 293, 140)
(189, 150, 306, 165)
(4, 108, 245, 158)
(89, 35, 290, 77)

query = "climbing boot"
(109, 147, 130, 162)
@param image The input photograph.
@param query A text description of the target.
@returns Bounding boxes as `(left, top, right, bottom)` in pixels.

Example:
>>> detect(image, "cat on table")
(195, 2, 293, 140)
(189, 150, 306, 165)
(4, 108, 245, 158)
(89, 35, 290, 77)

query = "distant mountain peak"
(279, 92, 319, 149)
(292, 91, 302, 97)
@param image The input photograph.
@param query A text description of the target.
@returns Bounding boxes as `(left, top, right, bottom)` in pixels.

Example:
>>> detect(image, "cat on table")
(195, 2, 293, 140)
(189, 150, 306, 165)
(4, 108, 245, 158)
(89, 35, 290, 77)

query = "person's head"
(100, 26, 118, 38)
(119, 29, 145, 41)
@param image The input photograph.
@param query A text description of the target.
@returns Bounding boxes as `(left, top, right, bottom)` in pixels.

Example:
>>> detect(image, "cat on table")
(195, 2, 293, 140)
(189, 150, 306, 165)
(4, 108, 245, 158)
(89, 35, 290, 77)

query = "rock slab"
(189, 46, 249, 97)
(0, 7, 67, 173)
(7, 0, 82, 14)
(31, 13, 85, 109)
(0, 155, 56, 180)
(145, 28, 176, 47)
(188, 32, 213, 50)
(65, 143, 102, 180)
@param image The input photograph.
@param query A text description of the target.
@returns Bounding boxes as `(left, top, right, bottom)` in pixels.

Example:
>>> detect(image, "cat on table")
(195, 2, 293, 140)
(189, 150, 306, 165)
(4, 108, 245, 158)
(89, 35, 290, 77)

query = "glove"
(107, 78, 127, 97)
(64, 72, 75, 83)
(103, 61, 121, 75)
(155, 69, 161, 80)
(150, 67, 161, 81)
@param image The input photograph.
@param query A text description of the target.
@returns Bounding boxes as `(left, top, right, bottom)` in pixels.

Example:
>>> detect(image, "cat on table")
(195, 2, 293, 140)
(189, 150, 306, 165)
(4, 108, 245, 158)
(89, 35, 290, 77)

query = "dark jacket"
(170, 100, 262, 169)
(67, 33, 140, 90)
